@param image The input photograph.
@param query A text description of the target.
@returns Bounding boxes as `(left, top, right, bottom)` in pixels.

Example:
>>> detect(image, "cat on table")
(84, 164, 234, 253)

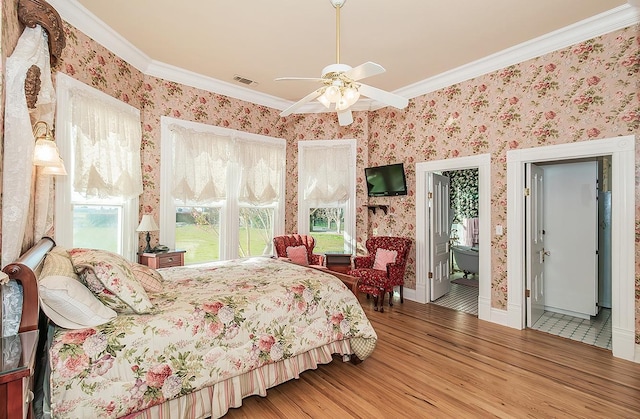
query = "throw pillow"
(69, 248, 154, 314)
(129, 263, 164, 293)
(373, 248, 398, 271)
(39, 275, 117, 329)
(41, 246, 78, 280)
(286, 245, 309, 266)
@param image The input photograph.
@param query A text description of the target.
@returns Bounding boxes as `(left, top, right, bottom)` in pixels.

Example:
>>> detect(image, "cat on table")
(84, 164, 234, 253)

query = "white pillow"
(39, 275, 117, 329)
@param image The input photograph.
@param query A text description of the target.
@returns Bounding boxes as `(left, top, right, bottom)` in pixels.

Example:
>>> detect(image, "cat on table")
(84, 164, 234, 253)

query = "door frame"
(415, 154, 491, 321)
(506, 135, 635, 361)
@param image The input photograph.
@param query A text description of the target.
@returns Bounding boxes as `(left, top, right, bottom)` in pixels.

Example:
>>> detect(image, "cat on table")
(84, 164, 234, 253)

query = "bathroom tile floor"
(531, 308, 612, 350)
(431, 271, 612, 351)
(431, 273, 478, 316)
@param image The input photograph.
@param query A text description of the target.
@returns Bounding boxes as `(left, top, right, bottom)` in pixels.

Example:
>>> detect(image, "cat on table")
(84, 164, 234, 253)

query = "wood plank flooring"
(224, 294, 640, 418)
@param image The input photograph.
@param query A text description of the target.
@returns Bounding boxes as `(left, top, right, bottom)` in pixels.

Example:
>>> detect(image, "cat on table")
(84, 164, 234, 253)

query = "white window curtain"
(69, 89, 143, 199)
(170, 125, 231, 204)
(300, 143, 352, 207)
(1, 25, 55, 267)
(236, 139, 285, 205)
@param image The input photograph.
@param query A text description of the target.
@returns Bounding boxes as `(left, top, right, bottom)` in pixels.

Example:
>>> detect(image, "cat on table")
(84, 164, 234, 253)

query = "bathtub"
(451, 245, 479, 278)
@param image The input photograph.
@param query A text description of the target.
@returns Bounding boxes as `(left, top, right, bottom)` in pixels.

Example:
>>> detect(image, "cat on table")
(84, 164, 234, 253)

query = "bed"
(3, 237, 377, 419)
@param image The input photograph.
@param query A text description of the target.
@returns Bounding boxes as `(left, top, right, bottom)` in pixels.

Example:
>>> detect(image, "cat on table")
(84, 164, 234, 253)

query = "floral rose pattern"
(48, 257, 377, 418)
(0, 5, 636, 342)
(57, 21, 640, 341)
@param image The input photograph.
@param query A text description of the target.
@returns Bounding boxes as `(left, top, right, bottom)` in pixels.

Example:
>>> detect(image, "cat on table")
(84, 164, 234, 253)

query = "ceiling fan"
(276, 0, 408, 126)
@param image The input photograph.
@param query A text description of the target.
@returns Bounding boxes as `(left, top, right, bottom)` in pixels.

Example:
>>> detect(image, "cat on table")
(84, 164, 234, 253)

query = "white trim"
(394, 5, 640, 104)
(414, 154, 491, 324)
(49, 1, 639, 113)
(506, 135, 636, 362)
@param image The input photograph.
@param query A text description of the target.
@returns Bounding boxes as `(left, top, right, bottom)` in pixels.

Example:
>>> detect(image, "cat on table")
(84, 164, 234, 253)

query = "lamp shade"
(33, 138, 61, 166)
(136, 214, 159, 232)
(41, 157, 68, 176)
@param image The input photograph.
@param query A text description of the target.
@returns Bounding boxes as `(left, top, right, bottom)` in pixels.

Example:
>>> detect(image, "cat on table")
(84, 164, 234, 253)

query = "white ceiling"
(55, 0, 632, 109)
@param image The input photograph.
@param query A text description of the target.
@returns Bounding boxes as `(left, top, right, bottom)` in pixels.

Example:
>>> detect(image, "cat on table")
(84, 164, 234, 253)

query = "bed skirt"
(124, 339, 355, 419)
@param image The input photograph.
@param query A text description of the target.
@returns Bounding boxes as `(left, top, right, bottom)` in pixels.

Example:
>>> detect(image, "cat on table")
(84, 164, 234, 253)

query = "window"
(160, 117, 285, 264)
(298, 140, 356, 254)
(54, 73, 142, 259)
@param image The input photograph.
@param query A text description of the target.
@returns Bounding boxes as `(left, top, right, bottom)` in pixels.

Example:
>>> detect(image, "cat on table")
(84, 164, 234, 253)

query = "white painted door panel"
(429, 173, 451, 301)
(526, 164, 545, 327)
(543, 162, 598, 318)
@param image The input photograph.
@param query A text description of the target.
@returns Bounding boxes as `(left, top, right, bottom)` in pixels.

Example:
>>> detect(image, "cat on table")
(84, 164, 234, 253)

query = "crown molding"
(391, 4, 640, 109)
(48, 1, 639, 114)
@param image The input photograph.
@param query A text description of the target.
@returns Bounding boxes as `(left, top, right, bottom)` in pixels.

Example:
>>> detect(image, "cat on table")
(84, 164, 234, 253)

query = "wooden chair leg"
(388, 291, 394, 307)
(373, 294, 379, 311)
(378, 288, 385, 312)
(399, 285, 404, 303)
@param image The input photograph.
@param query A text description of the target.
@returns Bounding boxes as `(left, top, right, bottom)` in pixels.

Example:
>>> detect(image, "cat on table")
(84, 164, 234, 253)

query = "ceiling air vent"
(233, 75, 258, 86)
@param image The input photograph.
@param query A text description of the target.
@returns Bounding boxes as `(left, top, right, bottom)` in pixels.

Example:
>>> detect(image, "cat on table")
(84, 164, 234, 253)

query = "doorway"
(506, 135, 635, 361)
(526, 159, 611, 350)
(415, 154, 492, 322)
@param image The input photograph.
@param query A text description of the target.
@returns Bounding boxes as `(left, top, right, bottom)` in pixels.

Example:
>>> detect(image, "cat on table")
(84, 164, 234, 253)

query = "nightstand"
(325, 253, 353, 274)
(138, 250, 186, 269)
(1, 330, 38, 419)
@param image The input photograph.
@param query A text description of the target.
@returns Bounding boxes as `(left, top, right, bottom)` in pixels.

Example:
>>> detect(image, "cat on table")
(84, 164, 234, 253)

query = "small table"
(138, 249, 186, 269)
(325, 253, 353, 274)
(1, 330, 38, 419)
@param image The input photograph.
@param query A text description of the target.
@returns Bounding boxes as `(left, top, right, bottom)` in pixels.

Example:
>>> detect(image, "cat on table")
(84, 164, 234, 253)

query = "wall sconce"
(136, 214, 160, 253)
(33, 121, 67, 175)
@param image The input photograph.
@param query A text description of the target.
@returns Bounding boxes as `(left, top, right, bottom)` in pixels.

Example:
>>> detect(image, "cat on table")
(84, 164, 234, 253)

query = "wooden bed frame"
(2, 236, 55, 333)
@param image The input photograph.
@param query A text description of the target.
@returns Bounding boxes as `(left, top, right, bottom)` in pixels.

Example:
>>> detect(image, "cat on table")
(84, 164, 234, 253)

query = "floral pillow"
(372, 248, 398, 271)
(286, 245, 309, 266)
(69, 248, 153, 314)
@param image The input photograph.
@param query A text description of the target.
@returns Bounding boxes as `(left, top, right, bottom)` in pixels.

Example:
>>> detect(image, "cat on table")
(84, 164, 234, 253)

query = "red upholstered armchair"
(273, 234, 325, 267)
(348, 236, 412, 312)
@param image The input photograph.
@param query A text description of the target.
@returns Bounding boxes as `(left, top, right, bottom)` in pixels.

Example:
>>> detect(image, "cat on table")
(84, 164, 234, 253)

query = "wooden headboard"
(2, 237, 55, 332)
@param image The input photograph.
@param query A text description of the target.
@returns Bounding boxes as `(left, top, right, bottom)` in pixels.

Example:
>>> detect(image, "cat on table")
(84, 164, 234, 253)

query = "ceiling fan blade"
(280, 88, 324, 117)
(343, 62, 386, 81)
(275, 77, 326, 82)
(337, 109, 353, 126)
(358, 83, 409, 109)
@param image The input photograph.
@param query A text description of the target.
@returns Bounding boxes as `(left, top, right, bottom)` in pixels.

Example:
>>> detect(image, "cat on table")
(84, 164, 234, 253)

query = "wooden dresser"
(138, 250, 186, 269)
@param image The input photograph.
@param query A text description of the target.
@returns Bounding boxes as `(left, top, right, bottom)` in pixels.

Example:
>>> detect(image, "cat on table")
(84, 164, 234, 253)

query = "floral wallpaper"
(0, 10, 638, 342)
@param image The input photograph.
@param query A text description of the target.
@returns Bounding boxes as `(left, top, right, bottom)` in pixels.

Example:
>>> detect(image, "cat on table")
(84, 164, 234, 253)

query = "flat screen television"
(365, 163, 408, 197)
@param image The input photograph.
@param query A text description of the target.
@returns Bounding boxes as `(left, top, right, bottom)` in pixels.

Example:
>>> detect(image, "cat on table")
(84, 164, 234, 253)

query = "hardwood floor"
(224, 294, 640, 418)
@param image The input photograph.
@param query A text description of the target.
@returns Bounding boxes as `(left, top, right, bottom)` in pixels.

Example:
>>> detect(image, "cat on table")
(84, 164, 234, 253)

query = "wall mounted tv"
(365, 163, 408, 197)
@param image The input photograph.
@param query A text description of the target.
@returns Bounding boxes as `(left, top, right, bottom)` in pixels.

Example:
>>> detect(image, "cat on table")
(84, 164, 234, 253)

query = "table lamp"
(136, 214, 159, 253)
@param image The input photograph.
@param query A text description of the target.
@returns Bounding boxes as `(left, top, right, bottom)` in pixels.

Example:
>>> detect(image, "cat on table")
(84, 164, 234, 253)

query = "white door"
(526, 163, 545, 327)
(543, 162, 598, 318)
(429, 173, 451, 301)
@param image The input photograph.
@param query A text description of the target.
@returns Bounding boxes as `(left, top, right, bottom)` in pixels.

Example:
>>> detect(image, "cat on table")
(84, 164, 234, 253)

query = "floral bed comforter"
(48, 257, 377, 418)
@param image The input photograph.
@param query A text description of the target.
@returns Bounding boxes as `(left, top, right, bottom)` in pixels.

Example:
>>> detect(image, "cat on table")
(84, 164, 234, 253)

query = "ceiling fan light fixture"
(343, 86, 360, 106)
(317, 91, 332, 108)
(324, 85, 341, 102)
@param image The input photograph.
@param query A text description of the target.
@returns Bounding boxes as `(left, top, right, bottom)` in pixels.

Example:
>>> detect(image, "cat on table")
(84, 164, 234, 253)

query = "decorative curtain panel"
(301, 143, 351, 206)
(70, 89, 143, 199)
(170, 125, 231, 204)
(236, 139, 285, 205)
(1, 26, 55, 267)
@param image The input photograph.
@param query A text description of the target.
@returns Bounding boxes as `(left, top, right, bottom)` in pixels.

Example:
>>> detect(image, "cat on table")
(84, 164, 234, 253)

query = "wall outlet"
(495, 225, 503, 235)
(373, 228, 378, 235)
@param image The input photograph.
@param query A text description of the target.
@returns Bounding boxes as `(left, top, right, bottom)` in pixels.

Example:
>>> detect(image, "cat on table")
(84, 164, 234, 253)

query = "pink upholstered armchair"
(348, 236, 412, 312)
(273, 234, 325, 267)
